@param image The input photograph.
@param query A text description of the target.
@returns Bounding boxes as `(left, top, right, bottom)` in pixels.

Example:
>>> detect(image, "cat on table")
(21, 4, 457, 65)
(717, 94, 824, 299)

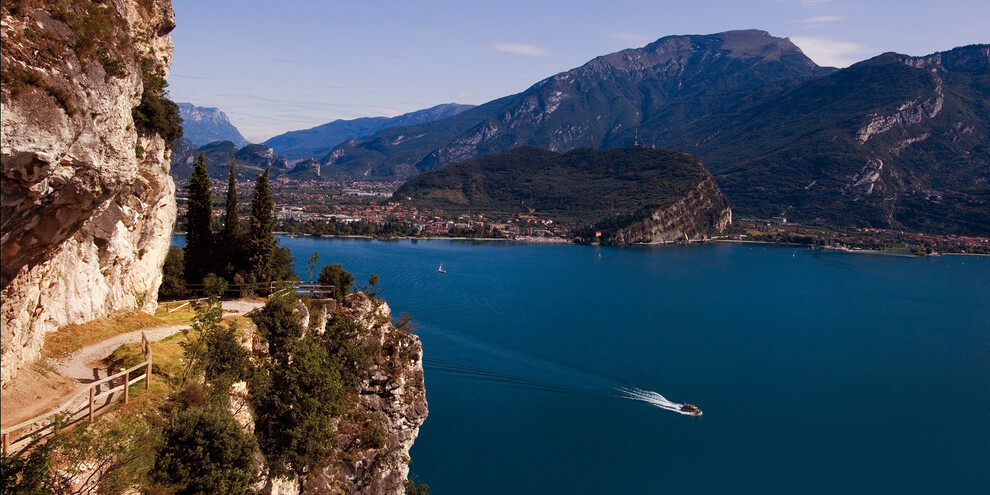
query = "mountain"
(177, 102, 250, 147)
(262, 103, 474, 161)
(657, 45, 990, 234)
(170, 139, 289, 181)
(285, 159, 322, 181)
(324, 31, 989, 235)
(394, 145, 732, 242)
(321, 30, 830, 181)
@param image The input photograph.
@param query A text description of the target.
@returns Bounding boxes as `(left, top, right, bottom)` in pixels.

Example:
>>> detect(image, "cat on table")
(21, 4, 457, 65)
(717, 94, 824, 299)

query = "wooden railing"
(1, 333, 153, 455)
(174, 281, 335, 299)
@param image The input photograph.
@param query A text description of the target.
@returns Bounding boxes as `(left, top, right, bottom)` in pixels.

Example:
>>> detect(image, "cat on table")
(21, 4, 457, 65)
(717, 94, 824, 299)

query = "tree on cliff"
(318, 264, 354, 302)
(152, 406, 258, 492)
(247, 167, 277, 284)
(220, 161, 243, 278)
(250, 295, 343, 477)
(184, 153, 213, 284)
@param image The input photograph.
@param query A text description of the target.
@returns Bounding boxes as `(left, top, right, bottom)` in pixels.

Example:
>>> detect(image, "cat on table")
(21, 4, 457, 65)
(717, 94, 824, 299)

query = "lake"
(185, 236, 990, 492)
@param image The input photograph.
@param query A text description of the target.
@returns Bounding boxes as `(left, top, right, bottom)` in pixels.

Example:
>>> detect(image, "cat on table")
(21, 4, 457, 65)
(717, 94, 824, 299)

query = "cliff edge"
(1, 0, 178, 385)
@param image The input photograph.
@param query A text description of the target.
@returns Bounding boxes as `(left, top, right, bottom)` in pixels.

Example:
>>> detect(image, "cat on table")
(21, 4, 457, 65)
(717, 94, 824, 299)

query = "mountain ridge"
(322, 31, 989, 235)
(263, 103, 474, 161)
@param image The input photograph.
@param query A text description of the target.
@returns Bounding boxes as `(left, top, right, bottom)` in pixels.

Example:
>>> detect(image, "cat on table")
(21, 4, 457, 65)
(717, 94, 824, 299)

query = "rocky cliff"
(601, 175, 732, 244)
(1, 0, 178, 385)
(249, 294, 428, 495)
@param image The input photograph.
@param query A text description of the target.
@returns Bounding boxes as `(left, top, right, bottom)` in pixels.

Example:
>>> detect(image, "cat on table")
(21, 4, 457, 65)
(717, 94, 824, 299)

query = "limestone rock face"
(253, 294, 428, 495)
(1, 0, 177, 385)
(300, 294, 427, 495)
(605, 175, 732, 244)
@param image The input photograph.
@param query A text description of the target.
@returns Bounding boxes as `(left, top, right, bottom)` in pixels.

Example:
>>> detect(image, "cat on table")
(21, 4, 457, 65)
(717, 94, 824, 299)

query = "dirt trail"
(1, 299, 265, 429)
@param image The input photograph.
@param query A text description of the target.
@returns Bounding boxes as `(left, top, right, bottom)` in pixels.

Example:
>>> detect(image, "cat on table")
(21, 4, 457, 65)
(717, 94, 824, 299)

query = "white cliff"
(1, 0, 178, 385)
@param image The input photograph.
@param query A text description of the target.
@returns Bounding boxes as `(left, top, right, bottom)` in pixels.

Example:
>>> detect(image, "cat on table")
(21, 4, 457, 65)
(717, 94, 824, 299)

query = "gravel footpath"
(52, 299, 265, 382)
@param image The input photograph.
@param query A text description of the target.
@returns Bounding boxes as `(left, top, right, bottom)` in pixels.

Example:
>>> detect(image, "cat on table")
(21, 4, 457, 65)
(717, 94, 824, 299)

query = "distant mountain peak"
(177, 103, 250, 147)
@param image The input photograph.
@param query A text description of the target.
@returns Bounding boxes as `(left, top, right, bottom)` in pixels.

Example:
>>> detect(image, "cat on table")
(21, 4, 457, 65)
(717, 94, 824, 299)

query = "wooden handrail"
(163, 281, 336, 299)
(1, 333, 153, 454)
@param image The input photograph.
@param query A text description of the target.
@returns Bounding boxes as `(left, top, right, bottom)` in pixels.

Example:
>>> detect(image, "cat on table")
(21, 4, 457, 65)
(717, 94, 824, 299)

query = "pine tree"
(247, 168, 277, 284)
(185, 153, 213, 283)
(221, 161, 242, 278)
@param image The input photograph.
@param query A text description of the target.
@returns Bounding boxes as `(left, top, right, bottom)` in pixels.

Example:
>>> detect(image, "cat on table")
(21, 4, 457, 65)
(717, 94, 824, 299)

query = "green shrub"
(152, 406, 257, 493)
(202, 273, 228, 299)
(318, 264, 354, 302)
(132, 58, 182, 144)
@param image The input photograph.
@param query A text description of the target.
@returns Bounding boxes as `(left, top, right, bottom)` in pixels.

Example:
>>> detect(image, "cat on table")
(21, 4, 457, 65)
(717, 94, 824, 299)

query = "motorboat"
(680, 404, 702, 416)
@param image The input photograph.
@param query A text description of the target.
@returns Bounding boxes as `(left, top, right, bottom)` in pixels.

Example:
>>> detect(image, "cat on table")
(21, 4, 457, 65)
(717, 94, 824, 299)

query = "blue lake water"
(178, 236, 990, 492)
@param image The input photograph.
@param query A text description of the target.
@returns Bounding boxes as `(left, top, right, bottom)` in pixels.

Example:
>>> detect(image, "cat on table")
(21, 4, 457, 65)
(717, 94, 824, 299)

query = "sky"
(167, 0, 989, 143)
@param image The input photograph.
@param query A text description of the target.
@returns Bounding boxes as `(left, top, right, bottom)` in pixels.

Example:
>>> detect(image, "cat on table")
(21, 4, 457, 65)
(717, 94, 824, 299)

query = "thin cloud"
(361, 52, 403, 60)
(611, 32, 652, 46)
(794, 16, 845, 23)
(273, 59, 334, 70)
(490, 42, 550, 57)
(170, 73, 210, 80)
(790, 36, 871, 67)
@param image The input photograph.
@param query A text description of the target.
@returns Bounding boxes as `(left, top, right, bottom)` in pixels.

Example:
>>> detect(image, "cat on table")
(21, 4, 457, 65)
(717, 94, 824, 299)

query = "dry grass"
(42, 306, 197, 360)
(43, 311, 159, 359)
(103, 309, 257, 391)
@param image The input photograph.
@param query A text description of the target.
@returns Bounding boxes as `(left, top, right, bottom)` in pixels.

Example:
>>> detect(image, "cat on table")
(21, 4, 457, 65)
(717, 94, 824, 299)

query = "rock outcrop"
(603, 175, 732, 244)
(249, 294, 428, 495)
(301, 294, 427, 495)
(1, 0, 178, 385)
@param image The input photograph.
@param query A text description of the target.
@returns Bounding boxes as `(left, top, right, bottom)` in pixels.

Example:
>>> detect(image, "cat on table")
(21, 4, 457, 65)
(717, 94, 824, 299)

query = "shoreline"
(273, 234, 990, 257)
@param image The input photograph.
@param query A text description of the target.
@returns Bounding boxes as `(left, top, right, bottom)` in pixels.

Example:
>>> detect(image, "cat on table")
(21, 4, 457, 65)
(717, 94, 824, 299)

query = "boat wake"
(421, 324, 699, 416)
(424, 357, 599, 398)
(615, 386, 701, 416)
(425, 357, 701, 416)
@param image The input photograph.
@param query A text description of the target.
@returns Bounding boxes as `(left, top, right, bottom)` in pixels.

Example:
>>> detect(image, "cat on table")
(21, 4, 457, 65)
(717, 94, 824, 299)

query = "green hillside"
(393, 146, 724, 224)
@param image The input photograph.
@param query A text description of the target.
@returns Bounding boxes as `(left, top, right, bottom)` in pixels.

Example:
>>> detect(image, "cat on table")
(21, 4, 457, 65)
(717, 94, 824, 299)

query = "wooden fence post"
(123, 371, 129, 405)
(89, 387, 95, 422)
(3, 432, 8, 455)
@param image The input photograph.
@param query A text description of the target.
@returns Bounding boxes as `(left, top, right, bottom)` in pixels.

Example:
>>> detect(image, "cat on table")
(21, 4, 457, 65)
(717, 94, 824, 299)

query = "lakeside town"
(175, 178, 990, 255)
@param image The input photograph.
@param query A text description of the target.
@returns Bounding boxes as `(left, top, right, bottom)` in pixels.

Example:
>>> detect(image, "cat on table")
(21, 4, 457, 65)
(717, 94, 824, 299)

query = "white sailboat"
(438, 263, 446, 273)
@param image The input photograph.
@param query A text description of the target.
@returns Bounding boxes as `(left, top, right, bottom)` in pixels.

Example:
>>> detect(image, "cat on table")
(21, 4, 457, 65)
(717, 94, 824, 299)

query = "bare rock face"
(1, 0, 177, 385)
(604, 175, 732, 244)
(301, 294, 427, 495)
(253, 294, 428, 495)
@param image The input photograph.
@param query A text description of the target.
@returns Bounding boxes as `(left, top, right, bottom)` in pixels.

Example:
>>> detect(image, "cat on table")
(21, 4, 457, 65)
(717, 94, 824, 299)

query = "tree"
(184, 153, 213, 284)
(365, 272, 380, 298)
(132, 58, 183, 145)
(247, 168, 277, 285)
(250, 296, 343, 477)
(220, 160, 243, 278)
(271, 246, 299, 282)
(318, 264, 354, 302)
(152, 406, 258, 494)
(306, 250, 320, 283)
(159, 245, 186, 300)
(202, 322, 251, 386)
(252, 334, 341, 478)
(1, 441, 56, 494)
(249, 295, 303, 363)
(202, 273, 228, 299)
